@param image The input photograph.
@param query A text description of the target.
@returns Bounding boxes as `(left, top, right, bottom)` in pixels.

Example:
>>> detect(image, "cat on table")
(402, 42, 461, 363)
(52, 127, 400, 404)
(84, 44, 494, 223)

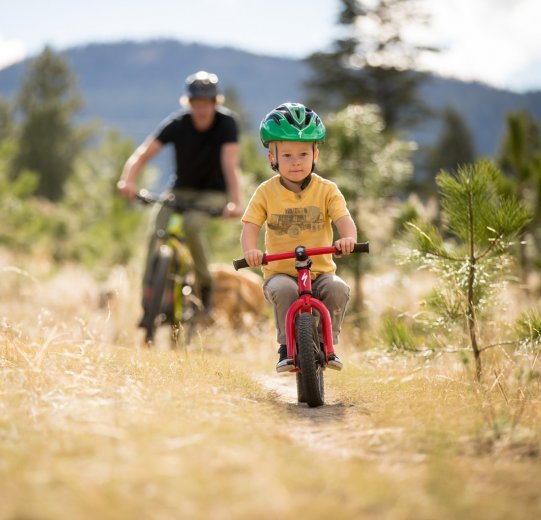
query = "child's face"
(269, 141, 319, 189)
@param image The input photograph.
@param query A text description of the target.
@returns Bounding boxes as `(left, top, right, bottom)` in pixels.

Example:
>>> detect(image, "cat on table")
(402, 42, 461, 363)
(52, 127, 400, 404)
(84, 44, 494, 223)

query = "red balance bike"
(234, 243, 369, 407)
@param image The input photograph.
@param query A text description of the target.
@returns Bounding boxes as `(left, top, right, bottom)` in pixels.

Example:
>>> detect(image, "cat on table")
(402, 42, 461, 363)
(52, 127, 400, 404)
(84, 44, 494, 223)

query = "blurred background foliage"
(0, 1, 539, 383)
(1, 0, 541, 300)
(0, 49, 144, 276)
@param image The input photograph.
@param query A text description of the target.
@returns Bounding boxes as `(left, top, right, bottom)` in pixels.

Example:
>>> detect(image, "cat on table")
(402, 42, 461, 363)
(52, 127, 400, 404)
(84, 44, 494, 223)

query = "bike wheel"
(144, 247, 173, 343)
(170, 285, 198, 348)
(296, 313, 325, 407)
(296, 372, 306, 403)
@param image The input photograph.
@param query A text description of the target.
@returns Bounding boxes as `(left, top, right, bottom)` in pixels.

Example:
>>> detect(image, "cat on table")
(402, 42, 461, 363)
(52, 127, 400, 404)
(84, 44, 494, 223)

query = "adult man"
(117, 70, 243, 320)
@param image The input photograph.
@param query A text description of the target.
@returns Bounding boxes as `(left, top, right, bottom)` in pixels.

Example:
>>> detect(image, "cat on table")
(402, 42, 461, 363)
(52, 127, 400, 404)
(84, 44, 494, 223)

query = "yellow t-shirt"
(242, 174, 350, 279)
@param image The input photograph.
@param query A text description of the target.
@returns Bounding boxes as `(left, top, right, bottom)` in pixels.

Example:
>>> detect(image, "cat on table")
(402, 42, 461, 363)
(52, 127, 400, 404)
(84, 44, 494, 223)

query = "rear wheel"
(144, 247, 173, 343)
(296, 313, 324, 407)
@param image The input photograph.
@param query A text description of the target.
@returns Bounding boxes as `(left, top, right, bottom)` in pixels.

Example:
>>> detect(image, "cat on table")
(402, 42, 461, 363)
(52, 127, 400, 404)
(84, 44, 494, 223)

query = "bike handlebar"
(232, 242, 369, 271)
(136, 189, 223, 217)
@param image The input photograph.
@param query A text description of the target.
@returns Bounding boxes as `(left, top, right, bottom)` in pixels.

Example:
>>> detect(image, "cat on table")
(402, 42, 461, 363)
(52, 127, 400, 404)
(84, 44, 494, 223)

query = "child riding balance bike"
(237, 103, 364, 406)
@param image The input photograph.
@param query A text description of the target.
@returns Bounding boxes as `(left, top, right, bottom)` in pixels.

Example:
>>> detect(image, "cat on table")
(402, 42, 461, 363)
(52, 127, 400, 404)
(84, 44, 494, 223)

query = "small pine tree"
(13, 46, 86, 201)
(404, 160, 530, 381)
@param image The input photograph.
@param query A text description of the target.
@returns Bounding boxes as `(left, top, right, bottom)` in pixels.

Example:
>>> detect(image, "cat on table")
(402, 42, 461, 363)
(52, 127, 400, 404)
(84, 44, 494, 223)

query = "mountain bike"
(233, 242, 369, 407)
(137, 189, 222, 345)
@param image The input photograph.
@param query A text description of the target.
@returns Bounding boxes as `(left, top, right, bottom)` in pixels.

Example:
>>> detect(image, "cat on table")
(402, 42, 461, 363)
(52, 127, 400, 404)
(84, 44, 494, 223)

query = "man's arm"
(117, 137, 163, 199)
(221, 142, 243, 217)
(334, 215, 357, 255)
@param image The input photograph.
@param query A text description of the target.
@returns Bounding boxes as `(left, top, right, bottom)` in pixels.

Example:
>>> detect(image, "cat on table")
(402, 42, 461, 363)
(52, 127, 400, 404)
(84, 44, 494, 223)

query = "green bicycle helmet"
(259, 103, 326, 148)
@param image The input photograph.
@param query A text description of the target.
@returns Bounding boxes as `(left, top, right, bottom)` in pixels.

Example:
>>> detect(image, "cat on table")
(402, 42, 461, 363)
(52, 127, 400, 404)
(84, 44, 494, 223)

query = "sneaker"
(276, 344, 294, 373)
(327, 353, 343, 371)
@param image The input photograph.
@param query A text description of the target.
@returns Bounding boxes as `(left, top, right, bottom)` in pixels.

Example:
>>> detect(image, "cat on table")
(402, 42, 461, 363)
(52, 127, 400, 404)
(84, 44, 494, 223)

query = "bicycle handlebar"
(232, 242, 369, 271)
(136, 189, 223, 217)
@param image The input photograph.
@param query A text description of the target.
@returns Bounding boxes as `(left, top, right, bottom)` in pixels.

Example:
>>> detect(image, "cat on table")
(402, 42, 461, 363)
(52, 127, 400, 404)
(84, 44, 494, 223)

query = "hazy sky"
(1, 0, 540, 92)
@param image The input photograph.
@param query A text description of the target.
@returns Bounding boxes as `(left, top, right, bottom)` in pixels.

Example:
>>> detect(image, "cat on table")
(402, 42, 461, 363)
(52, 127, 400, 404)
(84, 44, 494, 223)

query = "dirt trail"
(255, 373, 419, 467)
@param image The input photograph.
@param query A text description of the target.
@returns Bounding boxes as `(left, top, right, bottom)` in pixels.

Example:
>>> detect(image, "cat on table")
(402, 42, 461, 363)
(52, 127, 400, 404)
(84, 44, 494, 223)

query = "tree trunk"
(467, 191, 482, 381)
(466, 258, 482, 382)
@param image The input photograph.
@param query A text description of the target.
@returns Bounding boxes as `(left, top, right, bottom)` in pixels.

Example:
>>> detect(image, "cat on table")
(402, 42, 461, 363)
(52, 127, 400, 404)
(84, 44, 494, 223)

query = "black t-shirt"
(153, 106, 239, 192)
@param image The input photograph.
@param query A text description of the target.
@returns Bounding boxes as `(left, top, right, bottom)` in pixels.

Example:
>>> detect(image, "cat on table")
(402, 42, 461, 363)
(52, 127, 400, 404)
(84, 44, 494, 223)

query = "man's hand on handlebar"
(117, 179, 137, 200)
(334, 237, 356, 257)
(244, 248, 264, 267)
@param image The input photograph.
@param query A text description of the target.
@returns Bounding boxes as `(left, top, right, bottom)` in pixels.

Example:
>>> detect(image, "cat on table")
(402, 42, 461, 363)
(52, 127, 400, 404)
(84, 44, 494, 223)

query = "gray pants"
(144, 188, 227, 291)
(263, 273, 351, 345)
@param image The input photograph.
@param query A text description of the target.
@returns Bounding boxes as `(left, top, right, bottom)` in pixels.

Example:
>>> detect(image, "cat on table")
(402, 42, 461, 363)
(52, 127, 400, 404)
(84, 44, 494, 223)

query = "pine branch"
(406, 222, 461, 261)
(478, 340, 517, 353)
(477, 232, 505, 260)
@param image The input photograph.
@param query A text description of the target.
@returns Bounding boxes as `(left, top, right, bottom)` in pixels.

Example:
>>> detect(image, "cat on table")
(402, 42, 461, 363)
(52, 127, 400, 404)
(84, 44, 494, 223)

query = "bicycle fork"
(284, 246, 335, 368)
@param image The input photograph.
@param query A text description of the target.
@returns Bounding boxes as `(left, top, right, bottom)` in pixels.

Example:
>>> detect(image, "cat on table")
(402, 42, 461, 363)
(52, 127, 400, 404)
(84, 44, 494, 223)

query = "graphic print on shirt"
(267, 206, 324, 237)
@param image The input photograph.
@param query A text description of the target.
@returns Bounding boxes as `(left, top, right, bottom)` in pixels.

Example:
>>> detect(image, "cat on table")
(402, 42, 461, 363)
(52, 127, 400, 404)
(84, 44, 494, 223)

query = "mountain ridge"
(1, 39, 540, 159)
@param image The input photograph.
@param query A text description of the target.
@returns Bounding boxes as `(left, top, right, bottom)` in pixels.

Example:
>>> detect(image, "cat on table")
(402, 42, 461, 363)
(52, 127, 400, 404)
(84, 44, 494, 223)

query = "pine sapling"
(404, 161, 530, 381)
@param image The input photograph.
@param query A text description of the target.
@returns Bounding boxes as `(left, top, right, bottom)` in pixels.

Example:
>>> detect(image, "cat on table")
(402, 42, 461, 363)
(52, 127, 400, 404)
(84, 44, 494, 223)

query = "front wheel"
(296, 372, 306, 403)
(296, 313, 324, 407)
(144, 246, 173, 343)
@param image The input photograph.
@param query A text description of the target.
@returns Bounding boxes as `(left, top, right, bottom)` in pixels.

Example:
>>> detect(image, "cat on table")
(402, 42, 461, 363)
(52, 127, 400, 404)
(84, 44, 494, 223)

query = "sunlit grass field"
(1, 257, 540, 519)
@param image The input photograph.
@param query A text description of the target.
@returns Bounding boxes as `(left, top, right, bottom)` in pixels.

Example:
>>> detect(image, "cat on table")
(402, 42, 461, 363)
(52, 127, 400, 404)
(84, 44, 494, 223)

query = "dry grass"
(1, 255, 541, 519)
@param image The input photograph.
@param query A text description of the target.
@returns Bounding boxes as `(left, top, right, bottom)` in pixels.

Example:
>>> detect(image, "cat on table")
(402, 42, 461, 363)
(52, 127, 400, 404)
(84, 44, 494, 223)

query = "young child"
(241, 103, 357, 372)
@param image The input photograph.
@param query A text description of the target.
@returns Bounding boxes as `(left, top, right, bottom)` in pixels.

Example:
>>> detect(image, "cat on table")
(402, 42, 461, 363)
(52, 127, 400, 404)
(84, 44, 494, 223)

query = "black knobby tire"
(296, 372, 306, 403)
(296, 313, 324, 407)
(145, 247, 173, 343)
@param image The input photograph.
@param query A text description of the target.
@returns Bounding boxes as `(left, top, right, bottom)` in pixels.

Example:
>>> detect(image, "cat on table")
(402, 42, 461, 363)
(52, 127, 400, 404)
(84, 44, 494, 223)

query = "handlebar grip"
(136, 189, 156, 205)
(353, 242, 369, 253)
(233, 258, 249, 271)
(336, 242, 370, 255)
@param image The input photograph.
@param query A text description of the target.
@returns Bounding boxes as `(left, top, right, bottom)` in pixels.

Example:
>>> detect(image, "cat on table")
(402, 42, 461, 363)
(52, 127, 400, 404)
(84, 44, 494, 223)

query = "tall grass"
(1, 256, 540, 519)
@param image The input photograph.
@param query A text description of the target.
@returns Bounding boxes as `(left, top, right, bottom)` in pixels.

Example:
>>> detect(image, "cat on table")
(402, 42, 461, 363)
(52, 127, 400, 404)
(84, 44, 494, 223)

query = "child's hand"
(334, 237, 356, 257)
(244, 249, 264, 267)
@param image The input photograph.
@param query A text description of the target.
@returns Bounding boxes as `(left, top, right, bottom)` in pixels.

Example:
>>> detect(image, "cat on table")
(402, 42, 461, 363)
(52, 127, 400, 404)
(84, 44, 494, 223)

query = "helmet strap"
(300, 174, 312, 190)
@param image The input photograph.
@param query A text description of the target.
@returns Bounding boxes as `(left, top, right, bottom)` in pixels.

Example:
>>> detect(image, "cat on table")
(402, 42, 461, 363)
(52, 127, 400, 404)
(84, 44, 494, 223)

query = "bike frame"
(141, 223, 190, 327)
(234, 242, 368, 405)
(137, 190, 221, 341)
(263, 246, 338, 369)
(161, 230, 191, 324)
